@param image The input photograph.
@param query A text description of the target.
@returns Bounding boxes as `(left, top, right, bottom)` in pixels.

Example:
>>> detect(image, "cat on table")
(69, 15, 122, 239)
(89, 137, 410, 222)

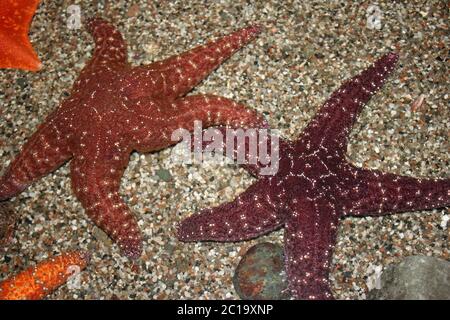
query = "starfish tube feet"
(178, 180, 284, 242)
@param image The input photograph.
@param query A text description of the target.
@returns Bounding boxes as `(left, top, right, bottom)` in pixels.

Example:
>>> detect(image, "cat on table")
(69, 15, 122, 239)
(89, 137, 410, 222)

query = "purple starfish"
(178, 53, 450, 299)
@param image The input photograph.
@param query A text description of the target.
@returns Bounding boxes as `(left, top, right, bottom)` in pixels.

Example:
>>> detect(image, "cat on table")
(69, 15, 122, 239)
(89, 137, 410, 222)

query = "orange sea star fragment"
(0, 251, 89, 300)
(0, 0, 42, 71)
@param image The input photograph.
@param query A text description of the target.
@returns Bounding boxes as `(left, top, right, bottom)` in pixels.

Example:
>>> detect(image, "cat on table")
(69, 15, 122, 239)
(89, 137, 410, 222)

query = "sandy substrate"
(0, 0, 448, 299)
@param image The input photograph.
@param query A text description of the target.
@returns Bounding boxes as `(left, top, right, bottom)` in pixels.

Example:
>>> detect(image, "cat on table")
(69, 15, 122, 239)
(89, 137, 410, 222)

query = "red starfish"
(178, 53, 450, 299)
(0, 17, 264, 258)
(0, 0, 42, 71)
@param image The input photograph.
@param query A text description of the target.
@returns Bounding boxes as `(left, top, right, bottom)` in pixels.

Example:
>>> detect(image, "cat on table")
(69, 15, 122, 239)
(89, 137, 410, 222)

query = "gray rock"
(368, 256, 450, 300)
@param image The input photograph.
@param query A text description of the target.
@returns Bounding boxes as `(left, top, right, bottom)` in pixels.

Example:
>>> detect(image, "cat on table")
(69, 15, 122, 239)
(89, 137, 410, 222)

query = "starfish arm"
(190, 126, 291, 177)
(0, 121, 71, 200)
(178, 179, 284, 242)
(70, 139, 142, 259)
(85, 17, 128, 68)
(70, 150, 142, 259)
(124, 25, 261, 100)
(297, 53, 398, 153)
(284, 197, 339, 299)
(341, 166, 450, 216)
(129, 94, 265, 153)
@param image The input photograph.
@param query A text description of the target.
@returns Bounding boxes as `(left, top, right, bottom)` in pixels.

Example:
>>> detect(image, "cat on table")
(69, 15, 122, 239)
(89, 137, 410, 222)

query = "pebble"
(92, 226, 113, 248)
(233, 242, 289, 300)
(155, 169, 172, 182)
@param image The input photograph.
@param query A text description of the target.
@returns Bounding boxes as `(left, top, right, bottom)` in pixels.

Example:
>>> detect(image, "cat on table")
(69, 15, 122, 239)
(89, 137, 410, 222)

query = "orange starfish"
(0, 0, 42, 71)
(0, 251, 89, 300)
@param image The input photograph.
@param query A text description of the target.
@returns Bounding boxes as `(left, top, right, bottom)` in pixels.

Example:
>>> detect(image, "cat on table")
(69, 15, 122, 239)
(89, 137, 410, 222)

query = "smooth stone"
(156, 168, 172, 182)
(233, 242, 289, 300)
(368, 255, 450, 300)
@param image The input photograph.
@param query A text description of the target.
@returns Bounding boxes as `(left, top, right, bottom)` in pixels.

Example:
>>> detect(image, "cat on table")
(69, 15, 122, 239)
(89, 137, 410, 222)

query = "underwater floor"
(0, 0, 448, 299)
